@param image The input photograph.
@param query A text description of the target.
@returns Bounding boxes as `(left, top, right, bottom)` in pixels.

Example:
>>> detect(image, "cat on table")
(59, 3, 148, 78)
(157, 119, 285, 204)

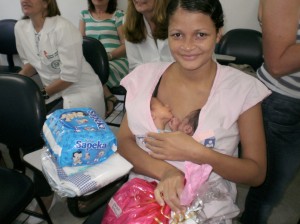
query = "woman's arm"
(202, 103, 266, 186)
(19, 63, 37, 77)
(108, 24, 127, 60)
(18, 64, 73, 96)
(79, 19, 86, 36)
(147, 103, 266, 187)
(117, 114, 185, 212)
(261, 0, 300, 77)
(44, 79, 73, 96)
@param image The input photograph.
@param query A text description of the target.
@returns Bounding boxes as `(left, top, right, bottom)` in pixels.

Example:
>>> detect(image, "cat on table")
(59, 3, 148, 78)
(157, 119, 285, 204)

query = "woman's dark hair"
(22, 0, 61, 19)
(160, 0, 224, 38)
(88, 0, 117, 14)
(187, 109, 201, 134)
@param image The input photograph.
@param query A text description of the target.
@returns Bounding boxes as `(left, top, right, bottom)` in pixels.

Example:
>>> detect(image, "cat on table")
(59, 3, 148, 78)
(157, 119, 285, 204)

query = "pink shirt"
(121, 62, 270, 162)
(121, 62, 271, 221)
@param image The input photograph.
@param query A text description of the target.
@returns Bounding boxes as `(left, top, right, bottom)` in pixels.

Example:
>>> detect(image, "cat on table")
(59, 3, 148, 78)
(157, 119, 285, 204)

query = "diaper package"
(43, 107, 117, 167)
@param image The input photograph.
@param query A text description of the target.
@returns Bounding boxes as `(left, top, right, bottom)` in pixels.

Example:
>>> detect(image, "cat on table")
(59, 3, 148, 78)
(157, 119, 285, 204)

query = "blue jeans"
(241, 92, 300, 224)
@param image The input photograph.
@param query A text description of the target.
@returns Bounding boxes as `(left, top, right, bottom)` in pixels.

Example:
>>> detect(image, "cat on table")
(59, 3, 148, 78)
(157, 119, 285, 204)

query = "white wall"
(221, 0, 260, 32)
(0, 0, 260, 31)
(0, 0, 127, 27)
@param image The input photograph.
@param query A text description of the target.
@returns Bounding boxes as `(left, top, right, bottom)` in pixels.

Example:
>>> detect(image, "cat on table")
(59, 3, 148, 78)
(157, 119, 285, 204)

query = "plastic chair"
(82, 36, 109, 85)
(82, 36, 125, 127)
(0, 167, 53, 224)
(0, 74, 52, 223)
(0, 19, 22, 73)
(216, 28, 263, 71)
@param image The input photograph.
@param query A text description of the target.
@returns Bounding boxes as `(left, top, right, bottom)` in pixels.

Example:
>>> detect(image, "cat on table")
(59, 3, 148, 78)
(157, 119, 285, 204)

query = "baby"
(150, 97, 200, 135)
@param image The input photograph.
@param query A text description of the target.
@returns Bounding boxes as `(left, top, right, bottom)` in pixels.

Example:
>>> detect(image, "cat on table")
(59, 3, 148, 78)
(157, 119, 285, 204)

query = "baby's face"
(151, 98, 173, 122)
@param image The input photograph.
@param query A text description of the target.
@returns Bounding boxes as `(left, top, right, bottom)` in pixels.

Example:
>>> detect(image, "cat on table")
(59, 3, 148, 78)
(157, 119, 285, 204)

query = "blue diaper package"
(43, 108, 117, 167)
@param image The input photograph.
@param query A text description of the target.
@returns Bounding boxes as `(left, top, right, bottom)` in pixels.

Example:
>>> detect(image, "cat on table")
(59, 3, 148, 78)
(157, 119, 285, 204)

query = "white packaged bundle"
(41, 147, 133, 197)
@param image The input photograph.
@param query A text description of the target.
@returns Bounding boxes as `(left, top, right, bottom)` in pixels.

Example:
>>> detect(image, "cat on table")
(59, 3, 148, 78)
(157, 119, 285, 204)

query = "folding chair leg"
(35, 196, 53, 224)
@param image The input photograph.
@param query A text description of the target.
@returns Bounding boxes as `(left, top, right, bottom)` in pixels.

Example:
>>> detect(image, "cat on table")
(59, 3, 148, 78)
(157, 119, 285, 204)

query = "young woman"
(118, 0, 271, 222)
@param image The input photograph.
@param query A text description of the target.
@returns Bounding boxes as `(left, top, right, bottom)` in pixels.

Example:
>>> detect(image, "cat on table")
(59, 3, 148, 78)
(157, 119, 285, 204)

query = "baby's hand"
(168, 117, 181, 131)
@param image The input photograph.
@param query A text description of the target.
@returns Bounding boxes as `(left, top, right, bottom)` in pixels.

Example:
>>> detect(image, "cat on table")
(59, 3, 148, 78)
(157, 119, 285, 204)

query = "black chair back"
(0, 74, 52, 223)
(216, 29, 263, 71)
(82, 36, 109, 84)
(0, 19, 21, 73)
(0, 73, 46, 149)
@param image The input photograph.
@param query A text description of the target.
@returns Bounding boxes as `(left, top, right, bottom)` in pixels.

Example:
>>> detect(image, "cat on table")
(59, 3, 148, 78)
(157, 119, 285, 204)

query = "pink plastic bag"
(102, 178, 171, 224)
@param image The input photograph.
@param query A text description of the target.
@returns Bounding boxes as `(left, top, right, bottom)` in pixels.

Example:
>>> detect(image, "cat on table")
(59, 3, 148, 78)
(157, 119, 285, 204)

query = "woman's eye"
(196, 32, 207, 38)
(171, 33, 182, 38)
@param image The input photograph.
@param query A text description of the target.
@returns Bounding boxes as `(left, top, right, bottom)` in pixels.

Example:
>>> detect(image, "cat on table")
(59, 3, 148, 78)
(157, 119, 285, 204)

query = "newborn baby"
(150, 97, 200, 135)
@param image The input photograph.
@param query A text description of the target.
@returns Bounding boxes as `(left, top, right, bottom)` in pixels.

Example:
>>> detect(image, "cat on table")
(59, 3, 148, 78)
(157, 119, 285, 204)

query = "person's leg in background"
(241, 92, 300, 224)
(103, 84, 119, 117)
(104, 60, 128, 117)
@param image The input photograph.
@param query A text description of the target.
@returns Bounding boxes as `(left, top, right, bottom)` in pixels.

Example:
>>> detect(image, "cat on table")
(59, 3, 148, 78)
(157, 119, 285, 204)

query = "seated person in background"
(80, 0, 128, 117)
(123, 0, 174, 72)
(150, 97, 200, 136)
(15, 0, 105, 117)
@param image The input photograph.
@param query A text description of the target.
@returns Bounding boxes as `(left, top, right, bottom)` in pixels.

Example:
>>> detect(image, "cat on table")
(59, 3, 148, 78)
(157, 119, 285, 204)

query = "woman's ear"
(43, 0, 48, 9)
(216, 28, 223, 43)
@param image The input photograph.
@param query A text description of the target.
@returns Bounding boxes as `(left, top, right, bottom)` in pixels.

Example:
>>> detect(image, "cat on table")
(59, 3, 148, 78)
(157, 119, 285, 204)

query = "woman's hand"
(145, 131, 200, 161)
(18, 63, 37, 77)
(154, 168, 185, 213)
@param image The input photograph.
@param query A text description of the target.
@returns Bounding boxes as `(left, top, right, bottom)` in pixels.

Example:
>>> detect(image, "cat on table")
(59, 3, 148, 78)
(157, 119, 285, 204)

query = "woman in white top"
(15, 0, 105, 118)
(123, 0, 174, 72)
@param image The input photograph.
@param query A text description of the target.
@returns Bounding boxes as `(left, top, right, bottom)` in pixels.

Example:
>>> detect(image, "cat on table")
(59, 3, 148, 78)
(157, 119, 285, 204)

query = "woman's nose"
(181, 38, 196, 51)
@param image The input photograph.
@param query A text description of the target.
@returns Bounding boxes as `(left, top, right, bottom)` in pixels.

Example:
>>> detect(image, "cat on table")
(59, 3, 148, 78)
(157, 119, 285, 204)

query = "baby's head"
(150, 97, 173, 130)
(178, 109, 201, 136)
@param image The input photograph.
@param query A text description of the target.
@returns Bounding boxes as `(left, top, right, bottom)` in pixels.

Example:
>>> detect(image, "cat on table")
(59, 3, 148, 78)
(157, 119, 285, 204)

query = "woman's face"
(20, 0, 48, 18)
(132, 0, 155, 15)
(91, 0, 109, 8)
(168, 8, 221, 71)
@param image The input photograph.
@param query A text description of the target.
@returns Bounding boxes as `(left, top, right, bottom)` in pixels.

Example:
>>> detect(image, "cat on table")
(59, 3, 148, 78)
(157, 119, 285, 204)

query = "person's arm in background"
(261, 0, 300, 77)
(43, 79, 72, 96)
(18, 60, 72, 96)
(79, 19, 86, 36)
(19, 63, 37, 77)
(108, 23, 126, 60)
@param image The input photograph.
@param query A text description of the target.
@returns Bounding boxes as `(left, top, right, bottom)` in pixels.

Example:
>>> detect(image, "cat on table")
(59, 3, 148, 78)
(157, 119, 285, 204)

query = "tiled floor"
(3, 97, 299, 224)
